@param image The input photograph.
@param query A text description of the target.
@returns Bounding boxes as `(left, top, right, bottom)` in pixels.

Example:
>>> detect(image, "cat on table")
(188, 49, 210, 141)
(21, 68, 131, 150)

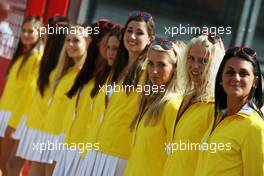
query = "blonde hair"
(181, 35, 225, 102)
(131, 40, 186, 129)
(51, 25, 89, 94)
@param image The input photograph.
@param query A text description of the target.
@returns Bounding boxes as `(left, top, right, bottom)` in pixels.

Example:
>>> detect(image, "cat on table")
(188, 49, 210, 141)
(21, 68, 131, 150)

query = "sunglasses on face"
(227, 46, 256, 58)
(128, 10, 152, 21)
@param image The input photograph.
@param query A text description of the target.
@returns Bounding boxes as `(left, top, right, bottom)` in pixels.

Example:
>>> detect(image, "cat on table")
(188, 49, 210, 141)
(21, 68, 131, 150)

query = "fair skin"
(106, 35, 120, 66)
(39, 32, 90, 176)
(124, 20, 151, 70)
(98, 33, 110, 61)
(93, 34, 110, 74)
(187, 44, 209, 89)
(20, 22, 40, 50)
(148, 49, 174, 86)
(222, 57, 257, 115)
(0, 21, 41, 176)
(65, 33, 89, 69)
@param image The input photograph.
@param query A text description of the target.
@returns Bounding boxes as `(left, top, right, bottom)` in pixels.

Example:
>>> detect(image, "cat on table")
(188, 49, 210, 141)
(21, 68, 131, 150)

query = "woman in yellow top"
(75, 10, 156, 176)
(4, 16, 69, 176)
(124, 39, 185, 176)
(0, 16, 43, 175)
(17, 24, 89, 176)
(163, 34, 225, 176)
(52, 21, 123, 176)
(195, 46, 264, 176)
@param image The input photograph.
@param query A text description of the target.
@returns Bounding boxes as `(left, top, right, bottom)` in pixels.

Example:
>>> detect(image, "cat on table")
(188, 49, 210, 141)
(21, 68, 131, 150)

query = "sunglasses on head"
(227, 46, 257, 58)
(97, 18, 110, 23)
(128, 10, 152, 21)
(195, 32, 221, 45)
(150, 39, 174, 50)
(111, 23, 123, 31)
(96, 19, 114, 31)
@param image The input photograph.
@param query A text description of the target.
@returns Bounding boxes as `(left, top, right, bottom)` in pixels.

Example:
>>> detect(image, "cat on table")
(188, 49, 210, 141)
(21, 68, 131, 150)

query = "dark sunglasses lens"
(208, 35, 219, 44)
(129, 11, 151, 21)
(162, 42, 172, 50)
(151, 41, 172, 50)
(243, 48, 255, 56)
(144, 13, 151, 20)
(129, 11, 137, 17)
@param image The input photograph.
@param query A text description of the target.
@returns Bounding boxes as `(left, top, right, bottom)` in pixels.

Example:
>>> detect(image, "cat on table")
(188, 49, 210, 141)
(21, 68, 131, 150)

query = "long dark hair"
(110, 15, 155, 93)
(7, 16, 43, 76)
(215, 47, 263, 118)
(66, 20, 113, 98)
(37, 16, 69, 97)
(90, 24, 124, 98)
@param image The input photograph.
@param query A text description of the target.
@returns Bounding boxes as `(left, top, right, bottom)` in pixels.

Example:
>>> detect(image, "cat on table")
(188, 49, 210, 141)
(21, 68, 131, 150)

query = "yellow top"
(42, 68, 80, 135)
(124, 96, 182, 176)
(0, 51, 42, 111)
(1, 51, 43, 128)
(195, 104, 264, 176)
(25, 70, 57, 130)
(64, 79, 95, 146)
(163, 99, 215, 176)
(84, 75, 145, 159)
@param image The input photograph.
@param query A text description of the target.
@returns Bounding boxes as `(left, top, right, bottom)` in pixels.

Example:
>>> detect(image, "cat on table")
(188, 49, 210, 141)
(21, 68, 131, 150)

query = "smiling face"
(65, 32, 87, 60)
(147, 49, 174, 86)
(20, 22, 39, 48)
(187, 44, 209, 86)
(106, 35, 120, 66)
(222, 57, 256, 100)
(124, 20, 150, 54)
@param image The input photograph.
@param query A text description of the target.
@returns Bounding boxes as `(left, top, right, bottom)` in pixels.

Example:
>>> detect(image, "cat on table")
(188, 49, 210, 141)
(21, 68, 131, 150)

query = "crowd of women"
(0, 10, 263, 176)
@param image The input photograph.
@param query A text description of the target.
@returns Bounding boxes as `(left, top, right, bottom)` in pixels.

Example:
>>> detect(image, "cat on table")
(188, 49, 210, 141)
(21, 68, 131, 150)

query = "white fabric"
(0, 21, 14, 58)
(12, 115, 27, 140)
(76, 150, 127, 176)
(16, 127, 64, 164)
(0, 110, 12, 137)
(52, 148, 82, 176)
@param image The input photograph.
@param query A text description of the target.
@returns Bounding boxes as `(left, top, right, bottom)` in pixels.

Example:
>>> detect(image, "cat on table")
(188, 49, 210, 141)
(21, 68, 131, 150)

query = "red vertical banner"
(43, 0, 70, 24)
(24, 0, 46, 17)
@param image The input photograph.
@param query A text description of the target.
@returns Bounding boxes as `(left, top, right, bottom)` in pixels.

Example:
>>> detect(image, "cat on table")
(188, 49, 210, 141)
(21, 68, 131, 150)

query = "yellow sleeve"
(242, 119, 264, 176)
(8, 52, 42, 128)
(164, 96, 182, 142)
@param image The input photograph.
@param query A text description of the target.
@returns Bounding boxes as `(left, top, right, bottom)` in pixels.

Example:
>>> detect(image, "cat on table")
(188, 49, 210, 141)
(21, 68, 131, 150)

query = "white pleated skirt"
(76, 150, 128, 176)
(16, 127, 64, 164)
(52, 148, 82, 176)
(12, 116, 27, 140)
(0, 110, 12, 137)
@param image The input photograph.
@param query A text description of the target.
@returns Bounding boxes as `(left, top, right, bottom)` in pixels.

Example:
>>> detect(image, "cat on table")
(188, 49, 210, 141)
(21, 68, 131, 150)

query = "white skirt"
(76, 150, 128, 176)
(12, 116, 27, 140)
(52, 148, 82, 176)
(16, 127, 64, 164)
(0, 110, 12, 137)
